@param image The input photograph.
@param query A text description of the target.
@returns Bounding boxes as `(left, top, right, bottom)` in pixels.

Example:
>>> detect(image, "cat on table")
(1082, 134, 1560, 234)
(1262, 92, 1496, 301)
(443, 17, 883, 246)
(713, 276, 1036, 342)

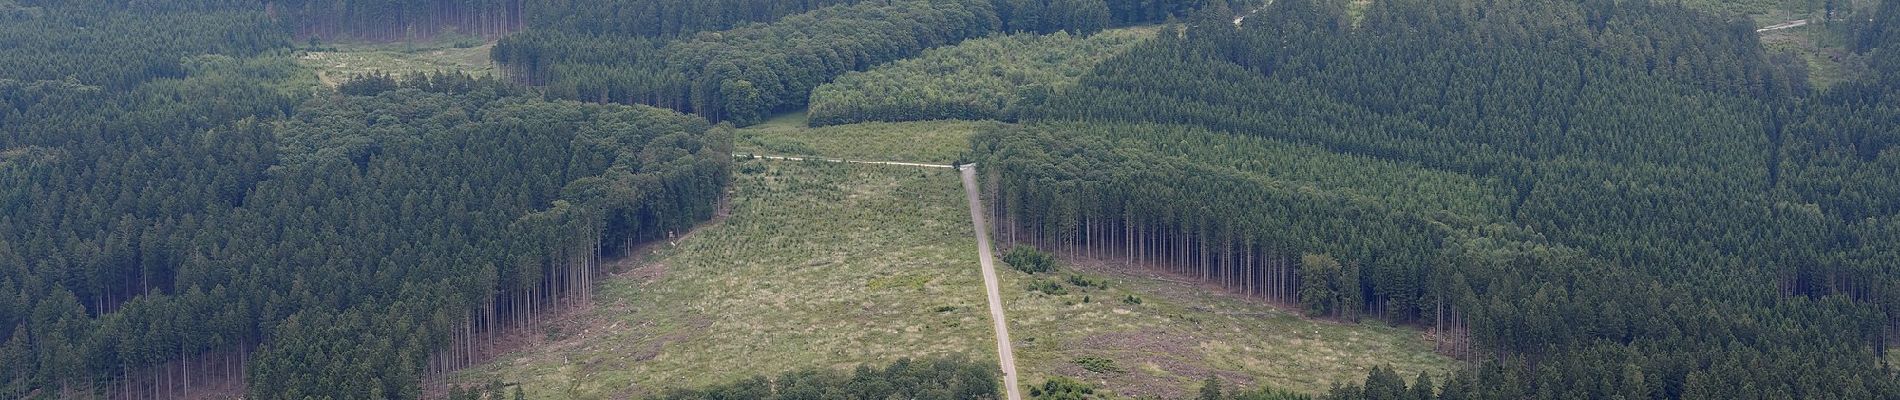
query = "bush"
(1067, 274, 1106, 289)
(1004, 246, 1058, 274)
(1072, 357, 1122, 374)
(1029, 376, 1100, 399)
(1029, 280, 1069, 296)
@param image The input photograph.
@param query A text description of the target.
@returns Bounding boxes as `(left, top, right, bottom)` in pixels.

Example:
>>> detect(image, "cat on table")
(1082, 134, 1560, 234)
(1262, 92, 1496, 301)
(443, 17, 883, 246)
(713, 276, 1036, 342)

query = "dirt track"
(746, 154, 1020, 399)
(1757, 19, 1809, 32)
(961, 165, 1021, 400)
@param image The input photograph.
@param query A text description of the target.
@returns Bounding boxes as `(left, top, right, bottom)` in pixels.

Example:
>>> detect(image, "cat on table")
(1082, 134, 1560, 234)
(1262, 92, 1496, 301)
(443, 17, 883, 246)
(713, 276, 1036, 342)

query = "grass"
(734, 111, 998, 164)
(806, 26, 1158, 126)
(453, 160, 995, 398)
(297, 38, 499, 87)
(1761, 22, 1867, 89)
(460, 118, 1456, 398)
(994, 254, 1455, 398)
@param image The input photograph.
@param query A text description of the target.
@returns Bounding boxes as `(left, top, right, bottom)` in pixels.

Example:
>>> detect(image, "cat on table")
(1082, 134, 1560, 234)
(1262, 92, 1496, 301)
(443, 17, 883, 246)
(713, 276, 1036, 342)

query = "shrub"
(1072, 357, 1122, 374)
(1004, 246, 1058, 274)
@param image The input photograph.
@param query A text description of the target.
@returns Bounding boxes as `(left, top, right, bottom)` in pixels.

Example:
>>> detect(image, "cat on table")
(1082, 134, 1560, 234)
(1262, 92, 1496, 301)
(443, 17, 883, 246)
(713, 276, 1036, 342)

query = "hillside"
(2, 0, 1896, 398)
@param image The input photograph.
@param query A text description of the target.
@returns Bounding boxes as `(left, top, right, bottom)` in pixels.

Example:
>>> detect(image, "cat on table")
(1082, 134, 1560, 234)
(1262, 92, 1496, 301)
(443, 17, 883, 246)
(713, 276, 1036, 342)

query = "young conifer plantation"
(2, 0, 1897, 398)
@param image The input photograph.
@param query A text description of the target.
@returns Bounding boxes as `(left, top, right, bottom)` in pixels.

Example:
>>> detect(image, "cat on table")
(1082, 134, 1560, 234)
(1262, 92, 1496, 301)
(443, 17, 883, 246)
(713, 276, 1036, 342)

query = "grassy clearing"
(464, 117, 1454, 398)
(454, 160, 994, 398)
(735, 112, 998, 164)
(1761, 23, 1867, 89)
(297, 38, 499, 86)
(806, 26, 1157, 126)
(995, 255, 1455, 398)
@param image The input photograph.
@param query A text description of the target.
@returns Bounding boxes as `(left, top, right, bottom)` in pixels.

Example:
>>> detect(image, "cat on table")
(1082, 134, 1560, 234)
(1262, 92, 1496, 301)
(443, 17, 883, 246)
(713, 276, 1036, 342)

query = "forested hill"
(492, 0, 1228, 125)
(0, 3, 731, 398)
(976, 0, 1899, 398)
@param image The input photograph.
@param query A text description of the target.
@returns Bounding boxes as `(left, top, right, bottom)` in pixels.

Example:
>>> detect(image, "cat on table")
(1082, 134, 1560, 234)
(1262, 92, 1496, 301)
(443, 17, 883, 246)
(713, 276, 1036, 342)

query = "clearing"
(451, 160, 995, 398)
(1759, 20, 1867, 89)
(734, 112, 997, 164)
(458, 114, 1456, 398)
(994, 253, 1454, 398)
(297, 38, 500, 86)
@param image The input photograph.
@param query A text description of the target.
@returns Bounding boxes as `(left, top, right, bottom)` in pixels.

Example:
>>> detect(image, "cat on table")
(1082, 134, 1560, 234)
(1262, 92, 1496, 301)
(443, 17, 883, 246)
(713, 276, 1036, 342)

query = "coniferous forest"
(976, 0, 1900, 398)
(2, 0, 1898, 398)
(1, 2, 729, 397)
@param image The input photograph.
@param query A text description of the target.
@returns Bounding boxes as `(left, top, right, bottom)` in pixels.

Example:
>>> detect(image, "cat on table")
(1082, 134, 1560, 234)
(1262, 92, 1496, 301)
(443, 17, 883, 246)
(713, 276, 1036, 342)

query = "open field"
(994, 255, 1456, 398)
(735, 112, 998, 164)
(452, 160, 996, 398)
(461, 117, 1456, 398)
(297, 39, 499, 86)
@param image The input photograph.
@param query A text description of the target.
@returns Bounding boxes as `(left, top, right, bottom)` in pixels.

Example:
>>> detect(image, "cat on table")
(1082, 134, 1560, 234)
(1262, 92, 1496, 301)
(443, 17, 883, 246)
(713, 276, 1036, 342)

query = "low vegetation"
(298, 38, 499, 86)
(653, 355, 999, 400)
(734, 112, 999, 164)
(807, 28, 1155, 126)
(454, 161, 995, 398)
(995, 255, 1453, 398)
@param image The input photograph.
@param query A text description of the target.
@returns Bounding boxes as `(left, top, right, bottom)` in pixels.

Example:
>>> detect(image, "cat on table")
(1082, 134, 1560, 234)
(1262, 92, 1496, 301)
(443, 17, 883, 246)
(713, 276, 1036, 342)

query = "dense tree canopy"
(975, 0, 1900, 398)
(495, 0, 1228, 125)
(494, 0, 1004, 125)
(0, 3, 731, 398)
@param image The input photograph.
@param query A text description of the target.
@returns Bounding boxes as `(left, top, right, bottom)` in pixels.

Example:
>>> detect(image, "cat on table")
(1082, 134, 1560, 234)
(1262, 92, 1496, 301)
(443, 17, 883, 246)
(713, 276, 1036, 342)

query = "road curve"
(961, 166, 1021, 400)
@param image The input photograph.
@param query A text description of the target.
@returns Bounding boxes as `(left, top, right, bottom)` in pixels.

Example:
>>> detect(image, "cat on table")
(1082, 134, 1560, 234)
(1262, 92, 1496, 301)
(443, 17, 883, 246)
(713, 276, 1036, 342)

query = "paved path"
(961, 166, 1020, 400)
(1758, 19, 1809, 32)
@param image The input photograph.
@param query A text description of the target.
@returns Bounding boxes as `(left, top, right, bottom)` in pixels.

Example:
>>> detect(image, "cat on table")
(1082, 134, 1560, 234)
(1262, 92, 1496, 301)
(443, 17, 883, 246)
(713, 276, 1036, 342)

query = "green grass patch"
(454, 161, 994, 398)
(807, 27, 1157, 126)
(735, 112, 998, 164)
(297, 38, 498, 87)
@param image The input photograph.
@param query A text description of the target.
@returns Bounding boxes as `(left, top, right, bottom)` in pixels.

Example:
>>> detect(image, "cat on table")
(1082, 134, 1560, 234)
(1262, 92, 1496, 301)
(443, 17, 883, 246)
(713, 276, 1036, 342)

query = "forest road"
(1757, 19, 1809, 32)
(961, 165, 1021, 400)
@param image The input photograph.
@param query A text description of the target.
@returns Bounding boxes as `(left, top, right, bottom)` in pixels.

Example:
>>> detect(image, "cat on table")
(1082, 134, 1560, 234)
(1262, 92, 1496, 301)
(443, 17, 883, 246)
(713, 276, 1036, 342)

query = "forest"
(2, 0, 1897, 398)
(491, 0, 1221, 125)
(975, 0, 1900, 398)
(0, 2, 730, 398)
